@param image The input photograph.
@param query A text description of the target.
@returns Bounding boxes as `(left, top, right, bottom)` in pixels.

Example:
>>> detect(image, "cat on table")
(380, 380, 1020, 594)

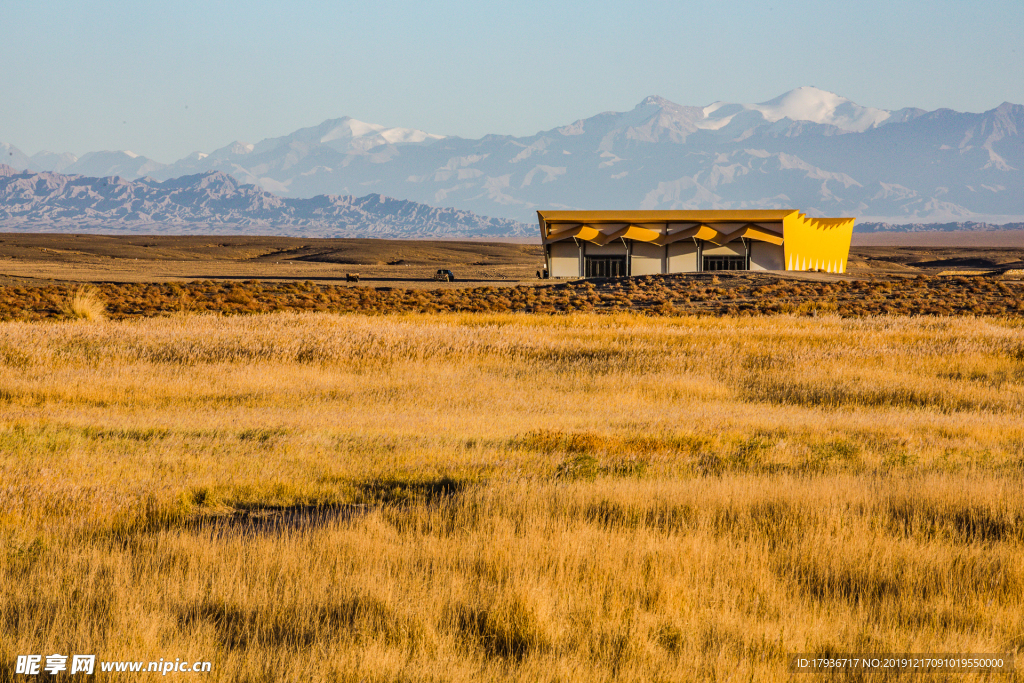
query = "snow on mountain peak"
(639, 95, 671, 108)
(246, 117, 443, 157)
(123, 150, 139, 158)
(700, 87, 892, 132)
(380, 127, 445, 144)
(322, 119, 383, 142)
(318, 118, 444, 146)
(751, 86, 890, 131)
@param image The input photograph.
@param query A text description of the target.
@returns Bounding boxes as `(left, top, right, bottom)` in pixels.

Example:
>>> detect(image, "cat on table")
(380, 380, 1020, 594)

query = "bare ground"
(0, 234, 545, 287)
(2, 233, 1024, 288)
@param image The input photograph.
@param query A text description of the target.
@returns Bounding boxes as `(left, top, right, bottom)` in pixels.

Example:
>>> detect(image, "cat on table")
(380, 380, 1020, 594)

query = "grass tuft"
(63, 284, 107, 321)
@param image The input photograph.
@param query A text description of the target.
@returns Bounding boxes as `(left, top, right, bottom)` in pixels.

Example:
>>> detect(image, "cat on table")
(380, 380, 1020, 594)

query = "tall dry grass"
(62, 284, 107, 321)
(1, 312, 1023, 681)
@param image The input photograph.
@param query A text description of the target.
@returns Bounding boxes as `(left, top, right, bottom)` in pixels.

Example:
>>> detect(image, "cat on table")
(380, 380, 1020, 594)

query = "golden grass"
(1, 312, 1023, 681)
(62, 284, 107, 321)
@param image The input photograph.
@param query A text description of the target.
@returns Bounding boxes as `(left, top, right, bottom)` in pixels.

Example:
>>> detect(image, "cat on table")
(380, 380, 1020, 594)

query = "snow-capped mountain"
(701, 87, 896, 133)
(5, 87, 1022, 225)
(2, 142, 34, 171)
(63, 150, 167, 179)
(29, 150, 78, 173)
(2, 146, 164, 178)
(2, 143, 79, 173)
(0, 165, 530, 237)
(152, 117, 446, 194)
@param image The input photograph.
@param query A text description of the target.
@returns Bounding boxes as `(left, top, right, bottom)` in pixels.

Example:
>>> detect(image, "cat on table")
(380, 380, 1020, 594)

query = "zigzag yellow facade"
(538, 210, 855, 277)
(780, 213, 856, 273)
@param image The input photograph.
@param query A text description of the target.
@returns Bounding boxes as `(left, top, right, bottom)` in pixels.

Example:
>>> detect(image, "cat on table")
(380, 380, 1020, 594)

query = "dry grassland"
(2, 313, 1024, 681)
(2, 273, 1024, 321)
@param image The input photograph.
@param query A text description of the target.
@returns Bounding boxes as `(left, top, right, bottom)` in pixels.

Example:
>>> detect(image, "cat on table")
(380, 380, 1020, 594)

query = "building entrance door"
(585, 256, 626, 278)
(703, 255, 747, 271)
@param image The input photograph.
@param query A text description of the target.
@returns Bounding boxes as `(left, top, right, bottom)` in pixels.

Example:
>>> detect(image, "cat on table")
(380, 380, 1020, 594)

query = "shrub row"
(0, 274, 1022, 320)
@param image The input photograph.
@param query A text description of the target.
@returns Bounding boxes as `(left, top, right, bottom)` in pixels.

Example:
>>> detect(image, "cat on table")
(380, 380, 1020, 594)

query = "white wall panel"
(750, 242, 785, 271)
(631, 241, 663, 275)
(668, 241, 698, 272)
(550, 241, 580, 278)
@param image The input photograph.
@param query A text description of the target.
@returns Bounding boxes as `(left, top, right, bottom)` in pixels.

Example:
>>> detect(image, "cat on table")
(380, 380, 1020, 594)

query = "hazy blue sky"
(2, 0, 1021, 162)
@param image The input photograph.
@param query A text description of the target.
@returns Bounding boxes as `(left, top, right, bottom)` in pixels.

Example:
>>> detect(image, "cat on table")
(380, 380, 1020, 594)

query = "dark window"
(585, 256, 626, 278)
(703, 255, 747, 271)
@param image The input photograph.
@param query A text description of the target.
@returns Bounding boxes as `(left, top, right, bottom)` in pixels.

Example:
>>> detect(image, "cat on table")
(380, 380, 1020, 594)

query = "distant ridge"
(6, 86, 1021, 225)
(857, 221, 1024, 233)
(0, 165, 531, 238)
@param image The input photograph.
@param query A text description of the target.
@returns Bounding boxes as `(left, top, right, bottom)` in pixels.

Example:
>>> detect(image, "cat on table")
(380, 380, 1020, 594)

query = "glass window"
(585, 257, 626, 278)
(703, 256, 746, 271)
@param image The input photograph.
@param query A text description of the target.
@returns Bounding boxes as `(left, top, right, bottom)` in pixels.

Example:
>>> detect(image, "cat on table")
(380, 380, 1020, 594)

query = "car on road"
(432, 269, 456, 282)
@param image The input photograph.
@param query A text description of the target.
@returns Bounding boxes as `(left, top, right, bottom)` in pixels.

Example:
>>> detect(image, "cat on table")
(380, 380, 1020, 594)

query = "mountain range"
(3, 87, 1022, 226)
(0, 165, 530, 238)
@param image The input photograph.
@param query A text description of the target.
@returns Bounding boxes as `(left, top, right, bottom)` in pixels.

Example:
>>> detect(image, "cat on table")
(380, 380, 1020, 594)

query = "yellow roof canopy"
(540, 210, 797, 244)
(538, 210, 798, 224)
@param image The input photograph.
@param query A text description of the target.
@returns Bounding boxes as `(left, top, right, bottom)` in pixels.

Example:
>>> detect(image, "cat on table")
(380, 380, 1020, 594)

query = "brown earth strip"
(3, 272, 1023, 321)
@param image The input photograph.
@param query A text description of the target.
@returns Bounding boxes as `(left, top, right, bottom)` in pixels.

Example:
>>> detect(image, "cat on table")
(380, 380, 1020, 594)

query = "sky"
(2, 0, 1022, 163)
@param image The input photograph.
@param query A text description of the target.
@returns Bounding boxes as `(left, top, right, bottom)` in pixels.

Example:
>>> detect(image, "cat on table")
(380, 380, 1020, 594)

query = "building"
(539, 210, 855, 277)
